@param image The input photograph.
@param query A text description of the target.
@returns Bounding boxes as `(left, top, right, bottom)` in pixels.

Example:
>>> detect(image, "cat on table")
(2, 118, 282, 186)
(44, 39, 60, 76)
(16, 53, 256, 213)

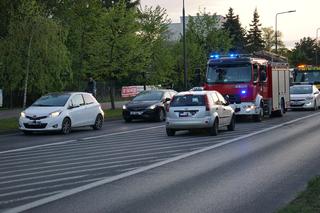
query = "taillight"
(204, 95, 210, 111)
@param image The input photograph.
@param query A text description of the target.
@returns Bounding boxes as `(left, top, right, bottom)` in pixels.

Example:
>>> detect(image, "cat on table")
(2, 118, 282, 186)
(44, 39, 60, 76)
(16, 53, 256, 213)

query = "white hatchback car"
(290, 85, 320, 110)
(166, 90, 235, 136)
(19, 92, 104, 134)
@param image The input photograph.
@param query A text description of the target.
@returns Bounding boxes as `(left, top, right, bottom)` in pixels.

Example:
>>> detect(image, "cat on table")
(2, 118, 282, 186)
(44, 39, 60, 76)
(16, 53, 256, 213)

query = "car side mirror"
(314, 91, 319, 95)
(164, 98, 171, 103)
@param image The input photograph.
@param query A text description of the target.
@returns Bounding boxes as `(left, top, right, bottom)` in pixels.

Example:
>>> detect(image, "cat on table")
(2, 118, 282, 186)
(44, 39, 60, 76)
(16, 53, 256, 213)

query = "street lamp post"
(316, 28, 320, 66)
(182, 0, 187, 90)
(275, 10, 296, 54)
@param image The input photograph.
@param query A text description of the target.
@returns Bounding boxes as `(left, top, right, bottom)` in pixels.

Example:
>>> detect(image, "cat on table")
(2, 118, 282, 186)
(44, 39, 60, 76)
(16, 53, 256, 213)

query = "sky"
(140, 0, 320, 48)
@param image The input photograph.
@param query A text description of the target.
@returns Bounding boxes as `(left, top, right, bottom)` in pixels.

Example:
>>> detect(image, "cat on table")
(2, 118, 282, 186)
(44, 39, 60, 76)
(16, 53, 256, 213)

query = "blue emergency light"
(241, 90, 247, 95)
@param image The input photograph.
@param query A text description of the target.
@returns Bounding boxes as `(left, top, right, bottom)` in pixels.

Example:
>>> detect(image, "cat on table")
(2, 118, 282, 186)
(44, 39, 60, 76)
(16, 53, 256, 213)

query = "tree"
(289, 37, 318, 66)
(135, 6, 175, 87)
(246, 8, 265, 52)
(90, 0, 141, 109)
(223, 7, 247, 53)
(0, 0, 71, 107)
(176, 11, 232, 88)
(101, 0, 140, 9)
(262, 26, 285, 52)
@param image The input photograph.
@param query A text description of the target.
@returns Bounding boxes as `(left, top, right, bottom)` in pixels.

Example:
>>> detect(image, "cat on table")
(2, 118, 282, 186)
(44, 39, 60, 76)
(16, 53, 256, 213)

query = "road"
(1, 110, 320, 212)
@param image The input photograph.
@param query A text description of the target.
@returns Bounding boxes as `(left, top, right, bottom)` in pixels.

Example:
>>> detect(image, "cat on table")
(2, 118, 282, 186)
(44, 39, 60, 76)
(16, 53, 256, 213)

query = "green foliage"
(246, 8, 265, 52)
(262, 26, 286, 53)
(0, 0, 71, 97)
(182, 11, 232, 87)
(223, 8, 247, 53)
(135, 6, 175, 86)
(101, 0, 140, 9)
(278, 176, 320, 213)
(289, 37, 318, 66)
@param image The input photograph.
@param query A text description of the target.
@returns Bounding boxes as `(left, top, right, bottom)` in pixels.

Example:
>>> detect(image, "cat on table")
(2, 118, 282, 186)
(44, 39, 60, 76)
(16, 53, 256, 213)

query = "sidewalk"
(0, 101, 128, 120)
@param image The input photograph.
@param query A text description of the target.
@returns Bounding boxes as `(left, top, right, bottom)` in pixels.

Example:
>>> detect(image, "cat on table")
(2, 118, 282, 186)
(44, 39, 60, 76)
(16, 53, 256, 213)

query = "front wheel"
(313, 100, 317, 111)
(227, 115, 235, 131)
(166, 128, 175, 136)
(156, 108, 165, 122)
(92, 114, 103, 130)
(61, 118, 71, 134)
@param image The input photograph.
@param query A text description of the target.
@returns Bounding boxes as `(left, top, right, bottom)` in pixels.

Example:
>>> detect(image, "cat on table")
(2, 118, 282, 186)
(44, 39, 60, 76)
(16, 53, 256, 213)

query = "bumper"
(290, 101, 314, 109)
(230, 102, 260, 115)
(166, 116, 214, 130)
(123, 109, 158, 120)
(19, 117, 63, 132)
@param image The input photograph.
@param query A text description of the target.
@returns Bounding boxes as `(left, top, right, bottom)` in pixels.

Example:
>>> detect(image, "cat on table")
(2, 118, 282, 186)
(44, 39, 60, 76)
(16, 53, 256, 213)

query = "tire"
(166, 128, 175, 136)
(227, 115, 235, 131)
(313, 100, 317, 111)
(61, 118, 71, 134)
(124, 117, 132, 123)
(253, 108, 263, 122)
(208, 119, 218, 136)
(156, 108, 165, 122)
(22, 130, 33, 135)
(92, 114, 103, 130)
(275, 99, 285, 117)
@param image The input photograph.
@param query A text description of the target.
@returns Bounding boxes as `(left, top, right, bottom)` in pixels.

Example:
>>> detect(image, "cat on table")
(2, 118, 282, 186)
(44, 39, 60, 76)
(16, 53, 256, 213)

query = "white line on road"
(0, 126, 164, 155)
(5, 112, 320, 213)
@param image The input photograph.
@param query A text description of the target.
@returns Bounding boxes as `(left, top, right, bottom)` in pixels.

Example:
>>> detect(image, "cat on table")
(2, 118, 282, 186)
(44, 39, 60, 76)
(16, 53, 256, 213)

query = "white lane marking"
(0, 140, 77, 155)
(5, 112, 320, 213)
(0, 137, 216, 167)
(0, 191, 63, 205)
(0, 156, 159, 180)
(0, 176, 87, 192)
(81, 125, 164, 140)
(0, 126, 164, 155)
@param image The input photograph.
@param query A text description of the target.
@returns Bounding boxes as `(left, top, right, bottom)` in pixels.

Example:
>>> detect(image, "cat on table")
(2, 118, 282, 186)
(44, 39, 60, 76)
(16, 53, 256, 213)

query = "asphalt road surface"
(1, 110, 320, 213)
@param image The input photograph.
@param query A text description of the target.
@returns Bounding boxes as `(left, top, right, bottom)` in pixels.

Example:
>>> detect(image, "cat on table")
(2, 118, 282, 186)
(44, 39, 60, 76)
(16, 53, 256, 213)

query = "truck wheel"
(156, 108, 165, 122)
(253, 108, 263, 122)
(313, 100, 317, 111)
(277, 99, 285, 117)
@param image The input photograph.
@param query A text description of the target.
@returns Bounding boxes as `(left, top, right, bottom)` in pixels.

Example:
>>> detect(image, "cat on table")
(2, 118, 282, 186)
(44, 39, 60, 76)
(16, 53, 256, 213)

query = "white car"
(165, 90, 235, 136)
(19, 92, 104, 134)
(290, 85, 320, 110)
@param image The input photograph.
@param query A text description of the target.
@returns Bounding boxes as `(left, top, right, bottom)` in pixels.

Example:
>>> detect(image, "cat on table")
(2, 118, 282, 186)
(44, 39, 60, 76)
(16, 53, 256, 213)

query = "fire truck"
(203, 51, 290, 121)
(293, 65, 320, 89)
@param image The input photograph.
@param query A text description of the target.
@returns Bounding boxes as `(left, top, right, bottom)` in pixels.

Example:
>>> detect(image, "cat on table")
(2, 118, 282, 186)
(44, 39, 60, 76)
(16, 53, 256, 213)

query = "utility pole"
(183, 0, 187, 90)
(275, 10, 296, 54)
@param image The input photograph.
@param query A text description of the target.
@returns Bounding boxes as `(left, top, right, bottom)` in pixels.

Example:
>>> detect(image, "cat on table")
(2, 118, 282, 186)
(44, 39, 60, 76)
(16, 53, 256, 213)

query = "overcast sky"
(140, 0, 320, 48)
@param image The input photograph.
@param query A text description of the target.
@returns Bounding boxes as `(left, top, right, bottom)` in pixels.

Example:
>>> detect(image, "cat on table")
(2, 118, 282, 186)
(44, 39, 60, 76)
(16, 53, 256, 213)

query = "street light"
(275, 10, 296, 54)
(182, 0, 187, 90)
(316, 28, 320, 66)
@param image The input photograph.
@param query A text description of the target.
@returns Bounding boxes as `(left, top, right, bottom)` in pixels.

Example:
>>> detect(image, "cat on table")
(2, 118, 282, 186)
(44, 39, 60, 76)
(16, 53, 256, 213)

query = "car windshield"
(133, 91, 164, 101)
(170, 95, 205, 107)
(294, 71, 320, 84)
(207, 63, 252, 83)
(290, 86, 312, 94)
(32, 94, 70, 107)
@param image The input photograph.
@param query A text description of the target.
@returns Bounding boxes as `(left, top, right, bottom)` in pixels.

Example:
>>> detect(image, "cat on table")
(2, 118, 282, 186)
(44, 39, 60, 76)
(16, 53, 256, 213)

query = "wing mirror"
(164, 98, 171, 103)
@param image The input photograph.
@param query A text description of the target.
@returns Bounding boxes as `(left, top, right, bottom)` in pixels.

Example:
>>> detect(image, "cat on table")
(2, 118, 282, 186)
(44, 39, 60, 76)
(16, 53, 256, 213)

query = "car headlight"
(122, 105, 127, 110)
(148, 105, 156, 110)
(20, 112, 26, 118)
(306, 96, 314, 100)
(49, 111, 61, 118)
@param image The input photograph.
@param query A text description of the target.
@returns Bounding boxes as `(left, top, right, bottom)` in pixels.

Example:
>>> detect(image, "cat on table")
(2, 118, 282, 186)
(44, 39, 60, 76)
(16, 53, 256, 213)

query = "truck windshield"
(207, 63, 252, 83)
(294, 71, 320, 84)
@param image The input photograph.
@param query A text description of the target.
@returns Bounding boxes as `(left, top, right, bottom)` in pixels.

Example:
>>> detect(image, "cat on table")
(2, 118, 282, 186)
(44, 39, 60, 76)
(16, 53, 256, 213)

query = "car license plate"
(179, 112, 189, 117)
(29, 121, 41, 125)
(130, 111, 142, 115)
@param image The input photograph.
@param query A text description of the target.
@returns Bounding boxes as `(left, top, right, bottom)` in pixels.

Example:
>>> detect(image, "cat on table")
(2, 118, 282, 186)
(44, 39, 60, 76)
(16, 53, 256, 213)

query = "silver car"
(290, 85, 320, 110)
(165, 90, 235, 136)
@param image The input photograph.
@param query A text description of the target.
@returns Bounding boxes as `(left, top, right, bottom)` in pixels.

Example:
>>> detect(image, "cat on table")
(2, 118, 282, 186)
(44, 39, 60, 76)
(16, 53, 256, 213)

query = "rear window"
(170, 95, 205, 107)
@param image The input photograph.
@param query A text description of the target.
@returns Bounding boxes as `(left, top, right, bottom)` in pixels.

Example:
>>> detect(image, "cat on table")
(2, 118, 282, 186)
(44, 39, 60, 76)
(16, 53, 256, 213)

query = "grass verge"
(0, 118, 18, 133)
(103, 108, 122, 119)
(278, 176, 320, 213)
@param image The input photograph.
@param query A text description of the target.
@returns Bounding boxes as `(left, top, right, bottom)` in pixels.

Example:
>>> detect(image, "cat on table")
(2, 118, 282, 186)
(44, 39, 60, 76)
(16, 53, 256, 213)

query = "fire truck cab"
(204, 51, 290, 121)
